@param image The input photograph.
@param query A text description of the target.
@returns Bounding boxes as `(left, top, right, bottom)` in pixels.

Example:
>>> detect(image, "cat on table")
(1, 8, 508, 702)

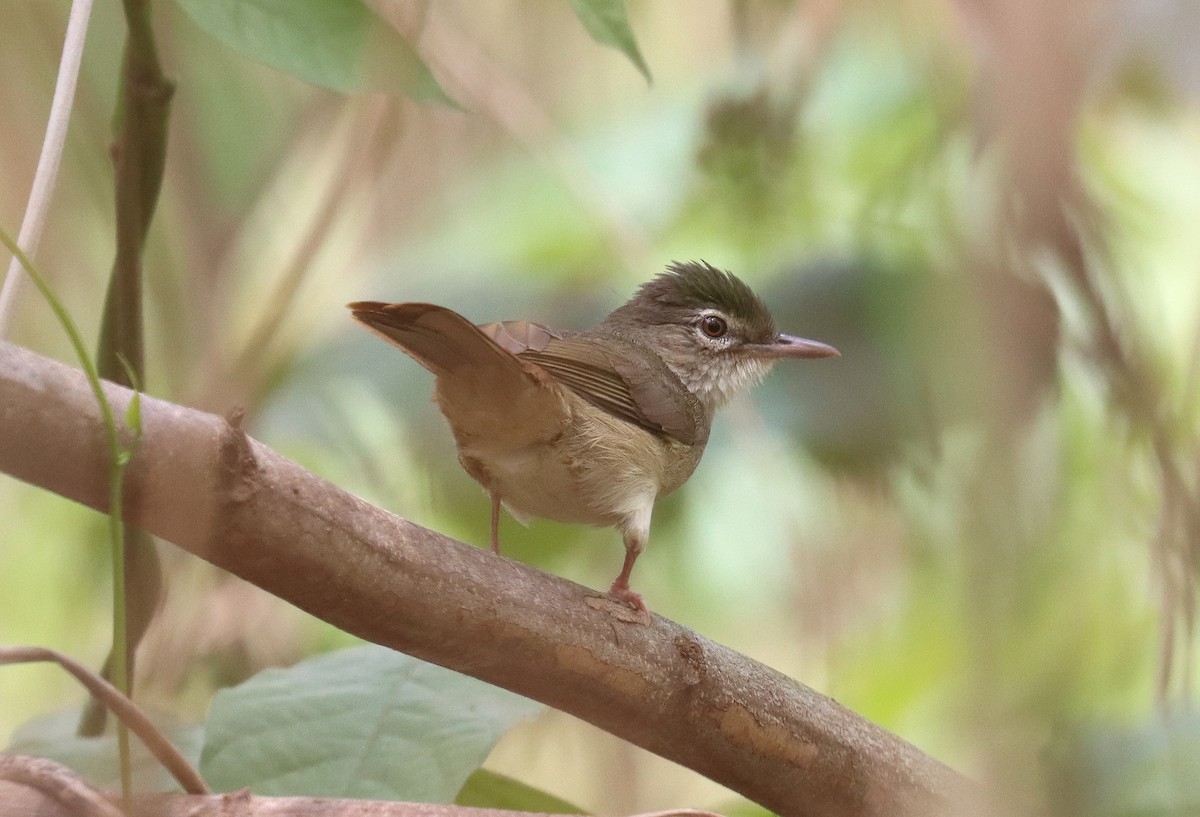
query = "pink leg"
(489, 493, 502, 554)
(608, 531, 648, 615)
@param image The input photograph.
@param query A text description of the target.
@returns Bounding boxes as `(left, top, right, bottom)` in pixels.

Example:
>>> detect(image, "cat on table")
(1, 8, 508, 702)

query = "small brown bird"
(349, 261, 838, 614)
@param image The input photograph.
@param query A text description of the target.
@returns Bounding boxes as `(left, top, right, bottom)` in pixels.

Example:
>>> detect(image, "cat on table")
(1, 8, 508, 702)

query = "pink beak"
(751, 333, 840, 360)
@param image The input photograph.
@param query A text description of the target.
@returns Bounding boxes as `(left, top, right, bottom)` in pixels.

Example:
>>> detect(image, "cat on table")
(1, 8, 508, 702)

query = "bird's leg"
(609, 501, 653, 615)
(489, 492, 502, 554)
(608, 543, 646, 613)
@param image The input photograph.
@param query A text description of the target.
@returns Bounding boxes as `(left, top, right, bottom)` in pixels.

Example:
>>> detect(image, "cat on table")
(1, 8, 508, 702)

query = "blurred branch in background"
(960, 0, 1198, 706)
(204, 98, 397, 413)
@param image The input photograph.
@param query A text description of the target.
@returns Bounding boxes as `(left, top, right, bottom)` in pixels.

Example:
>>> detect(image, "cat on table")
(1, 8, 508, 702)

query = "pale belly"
(453, 398, 702, 529)
(470, 443, 619, 526)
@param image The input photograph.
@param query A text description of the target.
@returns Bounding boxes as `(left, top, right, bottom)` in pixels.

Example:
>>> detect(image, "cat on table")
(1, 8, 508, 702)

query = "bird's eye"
(700, 315, 728, 339)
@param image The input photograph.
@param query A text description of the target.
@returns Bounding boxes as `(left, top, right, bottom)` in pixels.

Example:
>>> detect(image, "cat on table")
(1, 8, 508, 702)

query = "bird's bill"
(752, 333, 840, 359)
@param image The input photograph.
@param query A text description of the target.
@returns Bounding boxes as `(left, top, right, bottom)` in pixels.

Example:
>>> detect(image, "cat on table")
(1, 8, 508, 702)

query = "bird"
(348, 261, 838, 615)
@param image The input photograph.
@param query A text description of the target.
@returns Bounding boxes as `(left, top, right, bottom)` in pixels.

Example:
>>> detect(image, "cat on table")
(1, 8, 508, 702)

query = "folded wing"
(481, 320, 703, 445)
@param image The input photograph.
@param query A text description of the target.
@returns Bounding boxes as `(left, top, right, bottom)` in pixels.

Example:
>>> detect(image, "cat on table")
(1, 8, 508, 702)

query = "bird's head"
(601, 261, 839, 410)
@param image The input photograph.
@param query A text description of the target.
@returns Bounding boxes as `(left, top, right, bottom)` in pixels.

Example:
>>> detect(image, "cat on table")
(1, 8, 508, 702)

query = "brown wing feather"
(608, 354, 703, 444)
(518, 336, 702, 445)
(476, 321, 696, 441)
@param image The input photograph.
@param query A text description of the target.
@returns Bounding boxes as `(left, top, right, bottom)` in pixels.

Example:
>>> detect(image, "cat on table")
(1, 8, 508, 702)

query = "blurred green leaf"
(171, 0, 451, 102)
(456, 769, 587, 813)
(567, 0, 651, 82)
(7, 709, 204, 793)
(199, 645, 543, 800)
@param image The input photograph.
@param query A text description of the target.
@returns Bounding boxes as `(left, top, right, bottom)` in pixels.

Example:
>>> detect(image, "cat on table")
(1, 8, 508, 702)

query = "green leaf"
(567, 0, 651, 82)
(456, 769, 588, 813)
(115, 352, 141, 392)
(7, 709, 204, 793)
(116, 353, 141, 464)
(171, 0, 451, 103)
(124, 392, 141, 438)
(199, 645, 543, 800)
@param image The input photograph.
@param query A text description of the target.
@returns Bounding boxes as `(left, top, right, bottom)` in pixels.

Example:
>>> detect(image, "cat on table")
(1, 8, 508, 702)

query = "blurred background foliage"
(2, 0, 1199, 814)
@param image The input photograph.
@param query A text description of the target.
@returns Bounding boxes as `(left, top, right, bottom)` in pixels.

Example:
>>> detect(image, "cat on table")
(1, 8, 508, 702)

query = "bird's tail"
(348, 301, 566, 444)
(348, 302, 518, 376)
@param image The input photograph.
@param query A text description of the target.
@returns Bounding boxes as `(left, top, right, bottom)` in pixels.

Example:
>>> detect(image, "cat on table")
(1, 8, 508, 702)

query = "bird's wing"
(349, 303, 571, 449)
(515, 335, 704, 446)
(351, 306, 701, 445)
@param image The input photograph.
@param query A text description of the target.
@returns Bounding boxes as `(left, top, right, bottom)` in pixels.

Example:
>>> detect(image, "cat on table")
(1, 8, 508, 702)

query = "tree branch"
(0, 341, 977, 817)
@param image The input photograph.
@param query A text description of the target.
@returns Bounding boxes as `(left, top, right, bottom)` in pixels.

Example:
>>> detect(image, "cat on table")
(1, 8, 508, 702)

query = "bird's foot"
(606, 581, 650, 620)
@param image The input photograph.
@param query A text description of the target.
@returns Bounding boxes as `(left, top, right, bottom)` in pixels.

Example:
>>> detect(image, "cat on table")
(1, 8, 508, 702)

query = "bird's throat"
(663, 354, 774, 412)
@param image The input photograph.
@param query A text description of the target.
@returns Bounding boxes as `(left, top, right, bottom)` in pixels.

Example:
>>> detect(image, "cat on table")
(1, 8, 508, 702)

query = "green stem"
(0, 232, 138, 796)
(0, 234, 121, 473)
(109, 495, 131, 801)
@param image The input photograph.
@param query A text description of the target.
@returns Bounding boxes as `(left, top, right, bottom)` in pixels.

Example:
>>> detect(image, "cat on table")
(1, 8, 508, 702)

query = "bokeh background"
(3, 0, 1200, 814)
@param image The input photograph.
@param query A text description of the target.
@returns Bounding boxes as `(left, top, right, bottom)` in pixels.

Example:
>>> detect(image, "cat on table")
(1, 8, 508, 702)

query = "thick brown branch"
(0, 341, 977, 817)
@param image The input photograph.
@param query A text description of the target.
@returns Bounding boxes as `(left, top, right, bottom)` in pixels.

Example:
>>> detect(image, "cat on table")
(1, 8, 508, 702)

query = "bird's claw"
(606, 582, 650, 622)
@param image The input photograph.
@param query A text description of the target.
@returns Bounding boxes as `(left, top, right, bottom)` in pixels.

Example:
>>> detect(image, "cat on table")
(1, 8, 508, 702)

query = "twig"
(0, 755, 124, 817)
(0, 646, 209, 795)
(0, 0, 96, 337)
(0, 782, 712, 817)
